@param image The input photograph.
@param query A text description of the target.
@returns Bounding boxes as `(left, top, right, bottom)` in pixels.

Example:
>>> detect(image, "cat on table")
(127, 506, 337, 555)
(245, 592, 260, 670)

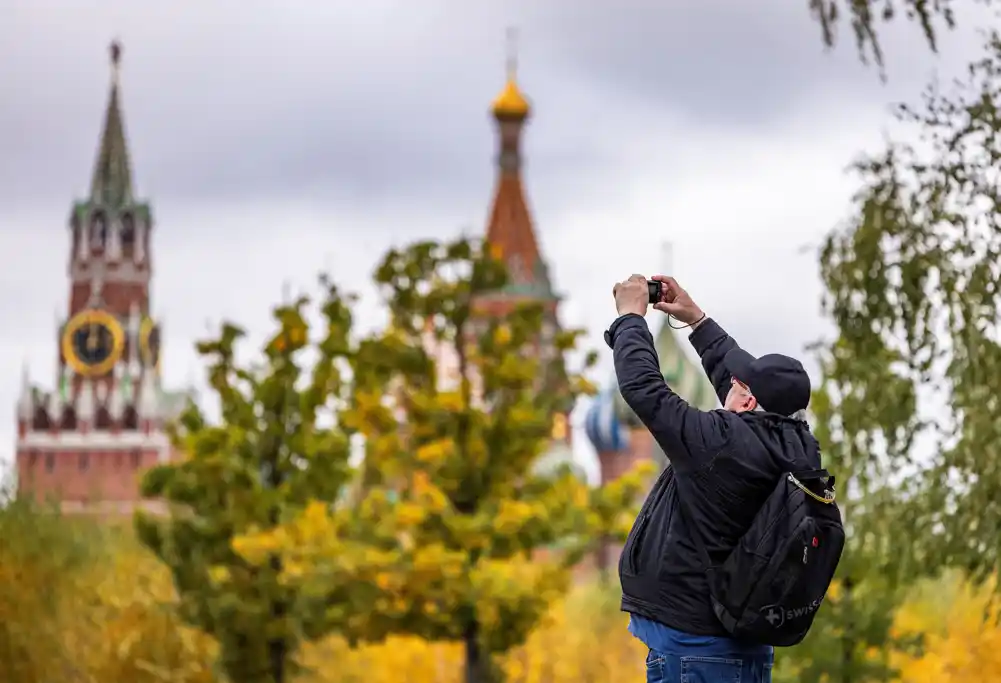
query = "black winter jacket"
(606, 314, 821, 636)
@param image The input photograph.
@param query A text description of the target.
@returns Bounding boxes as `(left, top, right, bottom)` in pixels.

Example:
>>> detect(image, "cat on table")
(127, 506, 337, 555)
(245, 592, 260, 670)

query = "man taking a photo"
(606, 274, 839, 683)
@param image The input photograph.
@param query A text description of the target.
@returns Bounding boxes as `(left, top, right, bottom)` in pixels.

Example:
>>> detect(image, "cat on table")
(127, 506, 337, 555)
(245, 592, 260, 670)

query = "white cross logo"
(763, 606, 784, 627)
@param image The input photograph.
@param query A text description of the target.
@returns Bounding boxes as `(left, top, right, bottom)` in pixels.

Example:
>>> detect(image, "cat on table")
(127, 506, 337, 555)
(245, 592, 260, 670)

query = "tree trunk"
(841, 575, 854, 683)
(464, 620, 483, 683)
(269, 553, 286, 683)
(463, 619, 502, 683)
(596, 534, 610, 584)
(267, 337, 293, 683)
(268, 636, 285, 683)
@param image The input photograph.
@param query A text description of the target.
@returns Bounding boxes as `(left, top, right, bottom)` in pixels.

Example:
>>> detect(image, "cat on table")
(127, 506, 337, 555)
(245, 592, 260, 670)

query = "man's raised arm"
(649, 275, 745, 408)
(608, 276, 726, 470)
(688, 319, 741, 407)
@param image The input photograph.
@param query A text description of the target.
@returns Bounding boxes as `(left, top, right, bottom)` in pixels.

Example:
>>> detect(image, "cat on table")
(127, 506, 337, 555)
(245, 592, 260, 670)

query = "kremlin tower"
(477, 36, 579, 479)
(14, 43, 187, 514)
(473, 40, 716, 491)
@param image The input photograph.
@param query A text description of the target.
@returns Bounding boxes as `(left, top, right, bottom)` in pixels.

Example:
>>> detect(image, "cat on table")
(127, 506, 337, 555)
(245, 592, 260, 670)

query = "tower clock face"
(62, 309, 125, 377)
(139, 317, 161, 370)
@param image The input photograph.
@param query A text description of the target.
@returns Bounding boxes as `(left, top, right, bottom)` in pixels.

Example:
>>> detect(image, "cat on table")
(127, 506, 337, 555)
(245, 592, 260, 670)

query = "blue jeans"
(645, 648, 773, 683)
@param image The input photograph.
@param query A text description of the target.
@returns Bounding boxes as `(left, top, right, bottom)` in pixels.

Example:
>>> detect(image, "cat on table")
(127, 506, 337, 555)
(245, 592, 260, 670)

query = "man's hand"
(650, 275, 705, 325)
(613, 274, 649, 317)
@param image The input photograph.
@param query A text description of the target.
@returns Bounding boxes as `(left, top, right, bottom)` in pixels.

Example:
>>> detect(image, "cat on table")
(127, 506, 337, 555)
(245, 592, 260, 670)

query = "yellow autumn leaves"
(295, 582, 647, 683)
(226, 460, 650, 650)
(889, 573, 1001, 682)
(493, 499, 544, 535)
(1, 506, 218, 683)
(10, 495, 1001, 683)
(416, 439, 455, 466)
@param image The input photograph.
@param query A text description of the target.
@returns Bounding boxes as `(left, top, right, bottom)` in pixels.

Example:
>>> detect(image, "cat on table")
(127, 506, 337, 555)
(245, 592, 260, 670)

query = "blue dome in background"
(585, 384, 628, 453)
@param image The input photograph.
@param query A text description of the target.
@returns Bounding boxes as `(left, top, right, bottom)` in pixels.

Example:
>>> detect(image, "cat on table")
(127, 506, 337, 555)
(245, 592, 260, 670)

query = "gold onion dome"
(492, 76, 530, 119)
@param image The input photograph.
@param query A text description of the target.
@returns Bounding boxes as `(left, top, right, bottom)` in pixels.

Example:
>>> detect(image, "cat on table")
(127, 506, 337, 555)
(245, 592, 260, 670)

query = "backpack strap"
(788, 469, 836, 504)
(791, 469, 835, 488)
(673, 467, 836, 572)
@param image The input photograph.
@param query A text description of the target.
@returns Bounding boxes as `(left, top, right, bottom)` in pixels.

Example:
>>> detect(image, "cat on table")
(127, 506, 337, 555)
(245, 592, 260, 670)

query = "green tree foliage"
(236, 238, 649, 683)
(784, 313, 928, 683)
(807, 0, 987, 69)
(821, 28, 1001, 578)
(801, 26, 1001, 683)
(134, 279, 400, 683)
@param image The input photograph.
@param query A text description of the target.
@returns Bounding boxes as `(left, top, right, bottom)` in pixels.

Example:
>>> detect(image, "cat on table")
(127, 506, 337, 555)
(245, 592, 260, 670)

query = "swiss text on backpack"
(680, 468, 845, 647)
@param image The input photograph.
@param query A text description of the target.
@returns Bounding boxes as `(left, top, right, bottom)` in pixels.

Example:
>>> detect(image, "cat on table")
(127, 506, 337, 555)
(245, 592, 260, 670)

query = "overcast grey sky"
(0, 0, 990, 481)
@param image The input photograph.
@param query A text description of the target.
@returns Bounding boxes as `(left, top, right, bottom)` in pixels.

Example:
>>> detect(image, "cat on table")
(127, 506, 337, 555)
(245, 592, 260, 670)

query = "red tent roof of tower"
(485, 172, 542, 279)
(482, 65, 555, 300)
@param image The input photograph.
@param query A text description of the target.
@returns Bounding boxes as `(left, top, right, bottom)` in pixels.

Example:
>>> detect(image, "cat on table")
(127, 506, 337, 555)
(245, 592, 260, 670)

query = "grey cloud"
(0, 0, 985, 472)
(527, 0, 987, 127)
(1, 0, 502, 209)
(0, 0, 977, 216)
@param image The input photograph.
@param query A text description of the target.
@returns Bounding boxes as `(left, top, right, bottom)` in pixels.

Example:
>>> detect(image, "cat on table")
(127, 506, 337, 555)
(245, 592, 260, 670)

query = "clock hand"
(86, 323, 99, 352)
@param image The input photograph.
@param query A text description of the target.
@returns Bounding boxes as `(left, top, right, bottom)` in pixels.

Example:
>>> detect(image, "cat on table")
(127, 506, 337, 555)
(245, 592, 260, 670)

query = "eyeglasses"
(731, 377, 751, 393)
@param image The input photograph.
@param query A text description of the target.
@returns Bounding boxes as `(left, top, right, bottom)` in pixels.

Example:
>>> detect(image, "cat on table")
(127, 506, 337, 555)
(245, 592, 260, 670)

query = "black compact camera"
(647, 280, 662, 305)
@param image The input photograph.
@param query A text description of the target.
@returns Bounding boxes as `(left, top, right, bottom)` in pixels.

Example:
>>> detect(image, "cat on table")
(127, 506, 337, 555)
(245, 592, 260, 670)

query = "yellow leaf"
(494, 324, 512, 345)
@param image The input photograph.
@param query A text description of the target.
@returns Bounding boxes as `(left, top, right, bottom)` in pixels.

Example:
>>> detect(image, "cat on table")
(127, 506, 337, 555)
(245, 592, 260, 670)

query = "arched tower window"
(72, 215, 84, 257)
(95, 406, 113, 430)
(91, 213, 107, 249)
(61, 405, 77, 431)
(32, 405, 50, 431)
(120, 214, 135, 250)
(123, 405, 139, 430)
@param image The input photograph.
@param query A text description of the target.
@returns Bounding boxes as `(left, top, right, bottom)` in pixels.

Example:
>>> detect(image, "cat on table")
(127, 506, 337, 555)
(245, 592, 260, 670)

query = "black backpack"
(679, 468, 845, 647)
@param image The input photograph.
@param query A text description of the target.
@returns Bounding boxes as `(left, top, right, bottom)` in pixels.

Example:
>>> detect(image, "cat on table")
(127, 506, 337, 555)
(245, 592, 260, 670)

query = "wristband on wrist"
(668, 311, 707, 330)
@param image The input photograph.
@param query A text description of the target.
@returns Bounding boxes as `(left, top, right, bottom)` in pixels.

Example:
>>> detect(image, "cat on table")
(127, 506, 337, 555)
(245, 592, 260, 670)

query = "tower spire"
(505, 26, 518, 80)
(18, 361, 33, 421)
(484, 30, 548, 296)
(110, 40, 122, 79)
(491, 27, 530, 121)
(90, 40, 133, 208)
